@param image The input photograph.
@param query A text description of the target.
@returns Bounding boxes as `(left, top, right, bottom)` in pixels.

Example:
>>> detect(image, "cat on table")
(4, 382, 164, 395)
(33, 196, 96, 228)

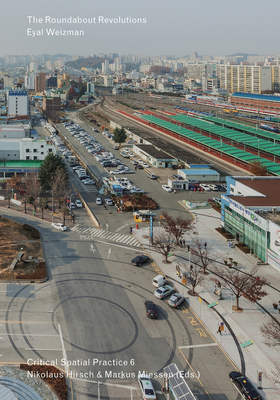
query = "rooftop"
(230, 177, 280, 207)
(133, 144, 177, 160)
(181, 169, 219, 176)
(231, 92, 280, 102)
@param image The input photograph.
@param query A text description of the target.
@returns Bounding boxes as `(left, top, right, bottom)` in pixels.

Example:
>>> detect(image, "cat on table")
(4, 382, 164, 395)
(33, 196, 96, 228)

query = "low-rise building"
(0, 137, 56, 161)
(132, 144, 180, 168)
(221, 176, 280, 271)
(177, 169, 220, 182)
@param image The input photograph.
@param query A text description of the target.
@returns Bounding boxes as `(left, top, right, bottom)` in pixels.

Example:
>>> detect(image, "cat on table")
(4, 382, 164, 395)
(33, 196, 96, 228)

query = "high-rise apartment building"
(35, 73, 46, 92)
(218, 65, 272, 94)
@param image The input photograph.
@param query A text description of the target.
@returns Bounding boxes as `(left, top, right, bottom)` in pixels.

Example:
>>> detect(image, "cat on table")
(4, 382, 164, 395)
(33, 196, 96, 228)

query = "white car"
(110, 170, 121, 175)
(51, 223, 67, 231)
(96, 198, 103, 205)
(142, 163, 150, 168)
(130, 188, 144, 194)
(138, 374, 156, 400)
(75, 200, 83, 208)
(105, 198, 113, 206)
(83, 179, 95, 185)
(200, 184, 211, 191)
(162, 184, 173, 193)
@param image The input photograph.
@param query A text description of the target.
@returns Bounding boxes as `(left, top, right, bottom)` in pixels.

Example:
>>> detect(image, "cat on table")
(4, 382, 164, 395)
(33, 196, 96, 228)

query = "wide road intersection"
(0, 207, 241, 400)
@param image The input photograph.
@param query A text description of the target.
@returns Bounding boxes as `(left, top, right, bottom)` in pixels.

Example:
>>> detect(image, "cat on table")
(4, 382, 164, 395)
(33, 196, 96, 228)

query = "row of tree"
(7, 154, 70, 222)
(150, 212, 280, 349)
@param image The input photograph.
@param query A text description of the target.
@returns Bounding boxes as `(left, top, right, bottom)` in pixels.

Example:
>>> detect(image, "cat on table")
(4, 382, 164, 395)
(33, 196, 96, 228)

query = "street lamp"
(69, 193, 76, 210)
(187, 245, 191, 268)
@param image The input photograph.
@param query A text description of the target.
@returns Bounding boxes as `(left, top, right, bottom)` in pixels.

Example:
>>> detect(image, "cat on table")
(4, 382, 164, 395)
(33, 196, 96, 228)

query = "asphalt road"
(10, 107, 244, 400)
(0, 206, 242, 400)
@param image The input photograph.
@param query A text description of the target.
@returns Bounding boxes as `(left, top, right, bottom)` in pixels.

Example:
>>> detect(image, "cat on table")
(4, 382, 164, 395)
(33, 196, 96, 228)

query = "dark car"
(144, 300, 158, 319)
(148, 174, 157, 180)
(131, 255, 150, 266)
(137, 164, 144, 169)
(216, 184, 226, 192)
(229, 371, 262, 400)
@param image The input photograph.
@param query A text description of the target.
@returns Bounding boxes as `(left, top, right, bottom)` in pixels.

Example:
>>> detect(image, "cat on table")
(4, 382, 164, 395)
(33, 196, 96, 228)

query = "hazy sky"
(1, 0, 279, 57)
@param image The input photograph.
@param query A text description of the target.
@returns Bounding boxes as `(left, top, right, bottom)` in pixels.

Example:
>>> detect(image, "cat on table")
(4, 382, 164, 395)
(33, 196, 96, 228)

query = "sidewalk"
(0, 198, 74, 227)
(133, 208, 280, 400)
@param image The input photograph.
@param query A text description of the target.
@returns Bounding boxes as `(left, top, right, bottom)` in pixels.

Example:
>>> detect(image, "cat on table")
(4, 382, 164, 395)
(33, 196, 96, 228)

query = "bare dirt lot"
(0, 217, 46, 280)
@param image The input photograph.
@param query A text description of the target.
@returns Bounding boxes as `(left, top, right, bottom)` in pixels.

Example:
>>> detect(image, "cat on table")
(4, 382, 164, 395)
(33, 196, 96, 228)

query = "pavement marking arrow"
(90, 244, 96, 253)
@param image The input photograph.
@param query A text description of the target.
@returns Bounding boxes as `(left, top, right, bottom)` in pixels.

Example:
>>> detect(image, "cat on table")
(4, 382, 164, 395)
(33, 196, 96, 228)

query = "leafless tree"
(191, 237, 217, 274)
(25, 173, 41, 212)
(6, 181, 12, 208)
(38, 197, 49, 219)
(61, 205, 70, 226)
(186, 263, 204, 296)
(152, 231, 176, 263)
(51, 167, 69, 209)
(261, 319, 280, 349)
(162, 212, 192, 245)
(214, 265, 269, 311)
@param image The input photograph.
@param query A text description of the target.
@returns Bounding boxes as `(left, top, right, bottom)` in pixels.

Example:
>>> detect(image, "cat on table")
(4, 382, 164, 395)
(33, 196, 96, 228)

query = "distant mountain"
(66, 56, 112, 69)
(227, 53, 258, 57)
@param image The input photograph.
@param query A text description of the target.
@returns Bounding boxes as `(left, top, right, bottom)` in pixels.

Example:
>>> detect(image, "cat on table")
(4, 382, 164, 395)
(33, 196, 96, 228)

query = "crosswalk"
(70, 224, 141, 247)
(83, 185, 99, 193)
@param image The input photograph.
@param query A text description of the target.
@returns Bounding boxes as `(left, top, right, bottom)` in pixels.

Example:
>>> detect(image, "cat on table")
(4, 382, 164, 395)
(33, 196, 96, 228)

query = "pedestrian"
(179, 239, 183, 246)
(135, 165, 137, 170)
(278, 301, 280, 314)
(217, 325, 222, 335)
(129, 227, 132, 234)
(183, 239, 185, 247)
(190, 264, 193, 272)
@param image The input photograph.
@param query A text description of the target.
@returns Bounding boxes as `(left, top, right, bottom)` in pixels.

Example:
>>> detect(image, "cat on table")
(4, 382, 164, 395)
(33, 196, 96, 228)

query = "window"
(41, 145, 44, 148)
(26, 156, 30, 160)
(33, 149, 37, 153)
(41, 152, 44, 154)
(26, 149, 30, 153)
(34, 156, 37, 160)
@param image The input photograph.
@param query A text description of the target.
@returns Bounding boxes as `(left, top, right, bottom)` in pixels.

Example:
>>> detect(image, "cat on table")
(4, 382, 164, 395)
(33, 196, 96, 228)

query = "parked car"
(162, 184, 173, 193)
(216, 184, 227, 192)
(96, 198, 103, 205)
(167, 293, 185, 308)
(144, 301, 158, 319)
(154, 285, 175, 299)
(229, 371, 262, 400)
(138, 375, 156, 400)
(75, 200, 83, 208)
(131, 255, 150, 266)
(137, 164, 144, 169)
(51, 223, 67, 231)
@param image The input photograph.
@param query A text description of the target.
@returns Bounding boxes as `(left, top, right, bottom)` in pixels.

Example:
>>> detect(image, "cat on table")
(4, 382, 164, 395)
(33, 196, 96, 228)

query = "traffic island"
(0, 217, 47, 282)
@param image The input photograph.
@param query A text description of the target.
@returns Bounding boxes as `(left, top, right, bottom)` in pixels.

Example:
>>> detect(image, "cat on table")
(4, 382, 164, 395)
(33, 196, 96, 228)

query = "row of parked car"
(189, 183, 227, 192)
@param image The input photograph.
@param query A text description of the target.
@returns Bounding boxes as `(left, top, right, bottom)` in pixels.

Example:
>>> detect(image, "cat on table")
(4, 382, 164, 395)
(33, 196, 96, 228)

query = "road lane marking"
(178, 347, 212, 400)
(95, 240, 143, 251)
(179, 343, 218, 349)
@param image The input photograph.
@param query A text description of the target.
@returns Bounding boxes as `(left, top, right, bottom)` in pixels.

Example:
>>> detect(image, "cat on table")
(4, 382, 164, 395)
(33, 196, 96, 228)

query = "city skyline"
(0, 0, 279, 57)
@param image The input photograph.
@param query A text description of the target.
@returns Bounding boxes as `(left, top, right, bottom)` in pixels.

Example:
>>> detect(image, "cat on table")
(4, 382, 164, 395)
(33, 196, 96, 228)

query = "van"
(152, 275, 168, 288)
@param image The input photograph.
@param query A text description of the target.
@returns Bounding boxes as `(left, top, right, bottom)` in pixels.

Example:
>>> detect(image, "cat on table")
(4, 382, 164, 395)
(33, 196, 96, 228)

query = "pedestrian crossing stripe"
(70, 225, 140, 247)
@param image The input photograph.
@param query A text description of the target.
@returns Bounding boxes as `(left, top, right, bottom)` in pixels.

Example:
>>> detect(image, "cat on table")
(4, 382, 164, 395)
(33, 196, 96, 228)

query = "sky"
(1, 0, 279, 57)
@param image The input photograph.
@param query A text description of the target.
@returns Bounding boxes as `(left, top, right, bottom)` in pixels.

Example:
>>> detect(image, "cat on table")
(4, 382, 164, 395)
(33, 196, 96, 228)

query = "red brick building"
(231, 92, 280, 112)
(42, 96, 61, 112)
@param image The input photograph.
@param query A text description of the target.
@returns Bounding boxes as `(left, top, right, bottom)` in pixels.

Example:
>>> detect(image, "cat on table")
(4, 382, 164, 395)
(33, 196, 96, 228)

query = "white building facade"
(7, 89, 28, 117)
